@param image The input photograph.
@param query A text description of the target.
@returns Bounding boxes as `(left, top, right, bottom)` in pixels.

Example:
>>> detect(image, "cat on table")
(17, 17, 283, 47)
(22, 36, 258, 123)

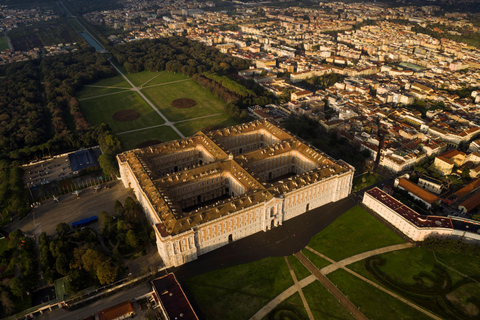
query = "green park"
(77, 70, 240, 151)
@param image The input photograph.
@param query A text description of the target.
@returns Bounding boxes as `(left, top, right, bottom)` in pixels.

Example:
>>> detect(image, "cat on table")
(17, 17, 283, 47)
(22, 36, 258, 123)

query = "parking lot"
(23, 156, 73, 188)
(7, 180, 134, 236)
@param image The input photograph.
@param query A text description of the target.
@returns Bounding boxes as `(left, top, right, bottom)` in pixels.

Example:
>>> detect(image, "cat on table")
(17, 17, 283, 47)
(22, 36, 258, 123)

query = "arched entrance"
(228, 234, 233, 243)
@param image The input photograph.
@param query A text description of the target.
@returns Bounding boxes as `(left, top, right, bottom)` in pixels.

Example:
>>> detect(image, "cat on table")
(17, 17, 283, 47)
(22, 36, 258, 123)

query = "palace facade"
(117, 120, 355, 267)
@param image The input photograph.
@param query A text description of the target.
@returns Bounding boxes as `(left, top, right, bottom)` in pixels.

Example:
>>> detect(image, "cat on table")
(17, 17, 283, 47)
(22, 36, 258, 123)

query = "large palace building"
(117, 120, 354, 267)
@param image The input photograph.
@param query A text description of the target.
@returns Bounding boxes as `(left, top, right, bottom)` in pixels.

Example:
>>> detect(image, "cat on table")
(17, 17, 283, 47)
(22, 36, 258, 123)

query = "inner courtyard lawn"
(184, 257, 294, 320)
(118, 125, 180, 151)
(142, 80, 226, 121)
(79, 91, 165, 133)
(306, 206, 405, 261)
(175, 113, 240, 137)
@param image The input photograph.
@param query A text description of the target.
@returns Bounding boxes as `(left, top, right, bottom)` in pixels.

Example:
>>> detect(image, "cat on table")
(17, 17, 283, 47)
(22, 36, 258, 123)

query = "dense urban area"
(1, 0, 480, 319)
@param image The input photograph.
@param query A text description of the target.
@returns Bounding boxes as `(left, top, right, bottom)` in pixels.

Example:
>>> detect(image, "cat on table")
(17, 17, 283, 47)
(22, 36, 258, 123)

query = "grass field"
(346, 246, 480, 319)
(185, 257, 294, 320)
(328, 269, 432, 320)
(263, 292, 309, 320)
(142, 80, 226, 122)
(303, 281, 355, 320)
(141, 71, 190, 87)
(119, 125, 180, 151)
(287, 255, 311, 281)
(175, 113, 240, 137)
(80, 91, 165, 133)
(0, 37, 8, 51)
(76, 76, 132, 99)
(307, 206, 404, 261)
(302, 249, 331, 269)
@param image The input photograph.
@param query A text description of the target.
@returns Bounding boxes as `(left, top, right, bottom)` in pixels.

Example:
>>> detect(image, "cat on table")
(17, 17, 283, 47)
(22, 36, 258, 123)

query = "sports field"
(142, 80, 226, 122)
(79, 91, 165, 133)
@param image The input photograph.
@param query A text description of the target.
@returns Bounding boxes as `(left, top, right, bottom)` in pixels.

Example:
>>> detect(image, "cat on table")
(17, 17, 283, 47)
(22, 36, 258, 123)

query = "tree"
(9, 277, 25, 299)
(0, 291, 14, 315)
(97, 260, 117, 285)
(56, 253, 69, 276)
(82, 248, 105, 272)
(126, 230, 139, 249)
(56, 222, 70, 236)
(99, 154, 118, 177)
(99, 211, 113, 229)
(114, 200, 124, 216)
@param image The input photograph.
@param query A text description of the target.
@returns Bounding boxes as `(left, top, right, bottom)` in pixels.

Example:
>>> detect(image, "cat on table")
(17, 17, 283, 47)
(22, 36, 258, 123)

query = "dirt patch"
(113, 110, 140, 122)
(171, 98, 197, 109)
(202, 125, 225, 132)
(137, 140, 163, 148)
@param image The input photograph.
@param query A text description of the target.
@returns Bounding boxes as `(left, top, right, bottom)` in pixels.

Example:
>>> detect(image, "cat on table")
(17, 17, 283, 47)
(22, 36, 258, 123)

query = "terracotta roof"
(436, 156, 454, 166)
(440, 149, 466, 159)
(453, 177, 480, 199)
(97, 301, 133, 320)
(458, 193, 480, 212)
(398, 178, 440, 204)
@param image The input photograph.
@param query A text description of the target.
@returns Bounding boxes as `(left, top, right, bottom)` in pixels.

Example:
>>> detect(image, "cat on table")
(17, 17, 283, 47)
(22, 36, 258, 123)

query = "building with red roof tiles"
(97, 301, 134, 320)
(396, 178, 440, 209)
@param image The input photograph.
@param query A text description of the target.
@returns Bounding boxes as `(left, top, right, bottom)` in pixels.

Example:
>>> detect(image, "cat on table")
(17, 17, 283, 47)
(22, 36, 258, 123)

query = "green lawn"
(328, 269, 432, 320)
(79, 91, 165, 133)
(263, 292, 309, 320)
(287, 255, 311, 281)
(303, 281, 355, 320)
(302, 249, 332, 269)
(307, 206, 404, 261)
(346, 246, 480, 319)
(142, 80, 226, 122)
(175, 113, 240, 137)
(76, 76, 132, 99)
(185, 257, 294, 320)
(142, 71, 190, 87)
(119, 125, 180, 151)
(353, 173, 383, 191)
(0, 37, 8, 51)
(124, 71, 168, 87)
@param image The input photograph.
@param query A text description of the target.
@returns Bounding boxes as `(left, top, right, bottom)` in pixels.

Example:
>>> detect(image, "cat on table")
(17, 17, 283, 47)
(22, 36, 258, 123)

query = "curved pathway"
(250, 242, 445, 320)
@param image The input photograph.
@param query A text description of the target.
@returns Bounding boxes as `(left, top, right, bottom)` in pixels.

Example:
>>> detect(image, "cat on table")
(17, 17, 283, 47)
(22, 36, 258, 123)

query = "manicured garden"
(347, 246, 480, 319)
(175, 113, 240, 137)
(118, 125, 180, 151)
(327, 269, 432, 320)
(142, 80, 226, 121)
(184, 257, 294, 320)
(79, 91, 165, 133)
(306, 206, 405, 261)
(303, 281, 355, 320)
(76, 76, 131, 99)
(264, 292, 309, 320)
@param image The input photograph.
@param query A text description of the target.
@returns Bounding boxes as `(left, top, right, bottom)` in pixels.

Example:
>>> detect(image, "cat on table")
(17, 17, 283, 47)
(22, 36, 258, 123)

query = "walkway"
(284, 257, 314, 320)
(250, 242, 443, 320)
(107, 58, 185, 139)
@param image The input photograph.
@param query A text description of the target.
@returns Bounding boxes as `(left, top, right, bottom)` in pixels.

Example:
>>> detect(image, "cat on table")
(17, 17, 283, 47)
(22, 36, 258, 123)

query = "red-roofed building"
(363, 187, 453, 241)
(396, 178, 440, 209)
(152, 273, 198, 320)
(97, 301, 134, 320)
(433, 156, 454, 175)
(458, 193, 480, 214)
